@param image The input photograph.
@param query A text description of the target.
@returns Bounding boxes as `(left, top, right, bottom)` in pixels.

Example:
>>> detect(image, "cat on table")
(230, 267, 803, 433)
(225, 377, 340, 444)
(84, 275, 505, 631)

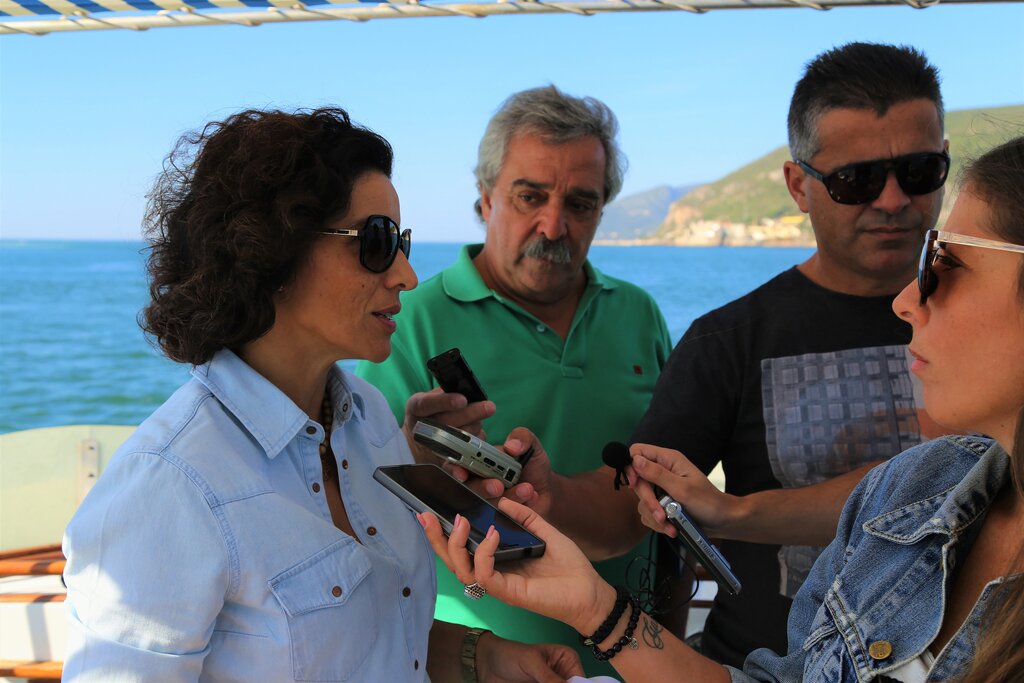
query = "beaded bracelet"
(579, 585, 630, 647)
(591, 593, 641, 662)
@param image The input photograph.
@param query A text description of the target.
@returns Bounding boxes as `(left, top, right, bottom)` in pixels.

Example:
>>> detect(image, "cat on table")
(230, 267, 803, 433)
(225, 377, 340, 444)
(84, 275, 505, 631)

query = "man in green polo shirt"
(357, 85, 671, 674)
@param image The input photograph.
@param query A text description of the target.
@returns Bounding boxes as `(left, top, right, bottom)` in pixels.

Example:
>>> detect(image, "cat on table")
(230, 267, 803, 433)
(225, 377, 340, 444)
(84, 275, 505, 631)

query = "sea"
(0, 240, 813, 434)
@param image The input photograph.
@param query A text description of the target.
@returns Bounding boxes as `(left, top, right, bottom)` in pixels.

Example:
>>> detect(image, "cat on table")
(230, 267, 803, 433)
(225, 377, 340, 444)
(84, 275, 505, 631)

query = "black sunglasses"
(797, 152, 950, 205)
(918, 228, 1024, 305)
(320, 215, 411, 273)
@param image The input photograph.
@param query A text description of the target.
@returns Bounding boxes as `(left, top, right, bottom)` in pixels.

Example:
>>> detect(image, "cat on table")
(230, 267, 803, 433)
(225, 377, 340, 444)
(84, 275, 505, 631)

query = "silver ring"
(463, 582, 486, 600)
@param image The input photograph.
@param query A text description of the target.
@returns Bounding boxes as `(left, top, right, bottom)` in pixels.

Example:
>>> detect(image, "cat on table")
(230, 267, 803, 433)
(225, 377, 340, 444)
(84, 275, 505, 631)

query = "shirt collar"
(863, 437, 1009, 543)
(191, 349, 363, 460)
(441, 243, 616, 303)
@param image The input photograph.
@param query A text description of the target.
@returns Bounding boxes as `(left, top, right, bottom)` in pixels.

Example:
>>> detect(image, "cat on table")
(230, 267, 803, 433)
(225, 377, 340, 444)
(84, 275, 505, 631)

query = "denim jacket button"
(868, 640, 893, 660)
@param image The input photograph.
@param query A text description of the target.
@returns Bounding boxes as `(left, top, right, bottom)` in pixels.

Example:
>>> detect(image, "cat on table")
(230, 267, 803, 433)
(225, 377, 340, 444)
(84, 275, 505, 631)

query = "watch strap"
(460, 627, 490, 683)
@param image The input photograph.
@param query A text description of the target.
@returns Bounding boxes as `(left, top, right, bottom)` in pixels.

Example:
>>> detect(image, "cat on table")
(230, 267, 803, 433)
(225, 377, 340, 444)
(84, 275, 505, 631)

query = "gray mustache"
(522, 237, 571, 264)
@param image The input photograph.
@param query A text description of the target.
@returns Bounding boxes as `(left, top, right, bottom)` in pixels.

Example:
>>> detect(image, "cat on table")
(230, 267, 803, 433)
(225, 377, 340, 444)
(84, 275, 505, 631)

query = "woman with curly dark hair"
(61, 107, 582, 683)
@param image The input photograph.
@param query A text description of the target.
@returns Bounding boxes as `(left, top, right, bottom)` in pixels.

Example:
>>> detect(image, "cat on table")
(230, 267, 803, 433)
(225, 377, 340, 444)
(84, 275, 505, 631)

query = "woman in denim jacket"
(62, 108, 582, 683)
(422, 136, 1024, 683)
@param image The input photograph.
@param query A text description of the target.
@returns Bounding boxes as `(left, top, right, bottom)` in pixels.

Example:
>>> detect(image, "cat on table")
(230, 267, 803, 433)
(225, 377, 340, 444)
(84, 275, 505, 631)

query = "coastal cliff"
(598, 104, 1023, 247)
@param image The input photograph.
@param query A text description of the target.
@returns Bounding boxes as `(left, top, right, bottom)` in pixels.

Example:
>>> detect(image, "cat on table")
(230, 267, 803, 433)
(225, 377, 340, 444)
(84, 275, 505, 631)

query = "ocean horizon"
(0, 239, 814, 434)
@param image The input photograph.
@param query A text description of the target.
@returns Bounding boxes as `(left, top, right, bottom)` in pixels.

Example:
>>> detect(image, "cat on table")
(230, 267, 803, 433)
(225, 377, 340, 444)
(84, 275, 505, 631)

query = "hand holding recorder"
(400, 347, 496, 466)
(413, 418, 532, 487)
(628, 443, 736, 542)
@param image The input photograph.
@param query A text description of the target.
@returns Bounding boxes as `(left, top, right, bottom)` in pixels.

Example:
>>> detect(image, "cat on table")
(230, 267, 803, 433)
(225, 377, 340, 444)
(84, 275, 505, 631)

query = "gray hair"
(473, 85, 627, 219)
(787, 43, 944, 162)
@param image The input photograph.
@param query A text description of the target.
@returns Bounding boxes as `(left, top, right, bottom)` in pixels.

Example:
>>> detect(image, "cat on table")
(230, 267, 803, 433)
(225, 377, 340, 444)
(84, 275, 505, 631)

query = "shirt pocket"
(270, 538, 377, 682)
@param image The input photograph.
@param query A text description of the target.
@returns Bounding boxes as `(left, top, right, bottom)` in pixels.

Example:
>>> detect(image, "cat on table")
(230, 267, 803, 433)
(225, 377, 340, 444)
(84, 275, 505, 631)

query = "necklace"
(319, 392, 338, 483)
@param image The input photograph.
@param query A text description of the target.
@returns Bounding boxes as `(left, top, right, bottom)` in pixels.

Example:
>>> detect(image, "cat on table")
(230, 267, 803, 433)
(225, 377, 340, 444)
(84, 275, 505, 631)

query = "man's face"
(785, 99, 947, 291)
(477, 133, 606, 305)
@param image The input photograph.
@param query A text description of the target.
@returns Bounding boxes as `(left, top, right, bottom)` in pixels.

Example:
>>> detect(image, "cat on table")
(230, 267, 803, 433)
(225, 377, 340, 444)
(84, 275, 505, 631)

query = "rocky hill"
(596, 184, 697, 241)
(651, 104, 1024, 246)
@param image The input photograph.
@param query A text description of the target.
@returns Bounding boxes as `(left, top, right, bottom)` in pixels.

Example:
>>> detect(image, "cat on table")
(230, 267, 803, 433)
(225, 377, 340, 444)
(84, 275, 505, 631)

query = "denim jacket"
(732, 436, 1014, 683)
(63, 350, 436, 682)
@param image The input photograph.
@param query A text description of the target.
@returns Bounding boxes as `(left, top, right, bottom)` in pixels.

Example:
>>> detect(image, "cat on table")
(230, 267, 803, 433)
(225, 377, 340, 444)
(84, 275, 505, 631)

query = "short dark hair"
(788, 43, 944, 161)
(141, 107, 393, 365)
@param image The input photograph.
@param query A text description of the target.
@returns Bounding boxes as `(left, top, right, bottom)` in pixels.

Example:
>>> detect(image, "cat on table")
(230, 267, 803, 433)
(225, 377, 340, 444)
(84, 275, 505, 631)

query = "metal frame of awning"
(0, 0, 1015, 35)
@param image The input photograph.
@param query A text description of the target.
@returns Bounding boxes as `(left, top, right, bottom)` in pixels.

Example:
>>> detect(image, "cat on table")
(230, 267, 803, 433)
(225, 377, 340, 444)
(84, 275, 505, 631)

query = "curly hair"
(141, 107, 393, 365)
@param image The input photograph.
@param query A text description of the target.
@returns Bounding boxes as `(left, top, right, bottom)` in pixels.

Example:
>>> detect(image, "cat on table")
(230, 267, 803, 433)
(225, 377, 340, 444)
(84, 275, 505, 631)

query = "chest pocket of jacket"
(270, 539, 377, 681)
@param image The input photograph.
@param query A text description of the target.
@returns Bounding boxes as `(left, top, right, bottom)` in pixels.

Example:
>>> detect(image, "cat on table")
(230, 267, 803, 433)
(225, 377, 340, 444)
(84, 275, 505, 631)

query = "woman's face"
(274, 171, 418, 363)
(893, 188, 1024, 445)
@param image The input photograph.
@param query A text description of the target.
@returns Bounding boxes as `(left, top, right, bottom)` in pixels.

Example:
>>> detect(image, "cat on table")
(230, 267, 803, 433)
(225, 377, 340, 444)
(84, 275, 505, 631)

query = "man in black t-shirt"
(629, 43, 950, 667)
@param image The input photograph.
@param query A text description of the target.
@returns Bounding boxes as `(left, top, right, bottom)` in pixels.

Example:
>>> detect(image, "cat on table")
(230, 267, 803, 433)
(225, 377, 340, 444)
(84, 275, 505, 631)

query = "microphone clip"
(601, 441, 631, 491)
(612, 465, 628, 491)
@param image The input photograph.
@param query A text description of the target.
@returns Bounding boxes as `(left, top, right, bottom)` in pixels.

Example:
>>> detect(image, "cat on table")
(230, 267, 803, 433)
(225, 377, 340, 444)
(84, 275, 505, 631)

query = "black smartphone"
(659, 495, 742, 595)
(426, 348, 488, 403)
(374, 464, 545, 562)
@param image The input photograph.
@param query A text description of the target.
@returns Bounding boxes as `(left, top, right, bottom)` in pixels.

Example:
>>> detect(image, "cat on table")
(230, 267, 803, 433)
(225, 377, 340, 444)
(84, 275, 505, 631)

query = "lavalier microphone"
(601, 441, 630, 490)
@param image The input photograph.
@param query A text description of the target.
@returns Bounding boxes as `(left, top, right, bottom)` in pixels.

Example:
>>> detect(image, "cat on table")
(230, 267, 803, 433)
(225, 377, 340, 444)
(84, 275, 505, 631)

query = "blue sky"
(1, 3, 1022, 242)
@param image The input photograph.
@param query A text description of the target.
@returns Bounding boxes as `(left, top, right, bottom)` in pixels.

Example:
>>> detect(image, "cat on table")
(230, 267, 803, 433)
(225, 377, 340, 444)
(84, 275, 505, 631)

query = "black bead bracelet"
(592, 593, 641, 662)
(579, 585, 630, 648)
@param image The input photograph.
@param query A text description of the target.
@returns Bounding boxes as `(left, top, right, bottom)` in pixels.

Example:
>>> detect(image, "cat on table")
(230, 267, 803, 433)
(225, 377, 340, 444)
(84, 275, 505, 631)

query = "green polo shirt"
(357, 244, 671, 674)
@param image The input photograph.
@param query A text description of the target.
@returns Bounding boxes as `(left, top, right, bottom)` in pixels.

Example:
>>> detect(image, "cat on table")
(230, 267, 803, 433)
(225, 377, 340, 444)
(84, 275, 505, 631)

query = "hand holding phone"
(374, 464, 545, 562)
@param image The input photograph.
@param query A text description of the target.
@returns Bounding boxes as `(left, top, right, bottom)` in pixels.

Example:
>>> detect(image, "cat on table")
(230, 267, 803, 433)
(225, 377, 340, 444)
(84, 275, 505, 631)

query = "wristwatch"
(460, 627, 490, 683)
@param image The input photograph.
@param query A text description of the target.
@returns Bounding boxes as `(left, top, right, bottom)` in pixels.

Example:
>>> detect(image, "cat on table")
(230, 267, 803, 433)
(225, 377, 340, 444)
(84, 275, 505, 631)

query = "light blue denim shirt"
(63, 349, 436, 682)
(729, 435, 1014, 683)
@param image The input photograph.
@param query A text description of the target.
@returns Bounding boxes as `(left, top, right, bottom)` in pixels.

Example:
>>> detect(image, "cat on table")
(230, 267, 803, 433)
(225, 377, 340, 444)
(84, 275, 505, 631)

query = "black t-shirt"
(631, 266, 921, 668)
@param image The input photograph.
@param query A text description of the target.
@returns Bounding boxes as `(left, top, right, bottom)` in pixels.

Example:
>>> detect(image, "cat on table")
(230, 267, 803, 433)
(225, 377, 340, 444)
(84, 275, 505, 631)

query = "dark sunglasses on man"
(320, 215, 412, 273)
(918, 228, 1024, 305)
(797, 151, 951, 205)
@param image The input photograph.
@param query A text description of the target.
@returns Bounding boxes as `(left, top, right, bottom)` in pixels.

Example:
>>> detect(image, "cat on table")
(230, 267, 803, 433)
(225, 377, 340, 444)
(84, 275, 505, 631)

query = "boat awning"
(0, 0, 1010, 35)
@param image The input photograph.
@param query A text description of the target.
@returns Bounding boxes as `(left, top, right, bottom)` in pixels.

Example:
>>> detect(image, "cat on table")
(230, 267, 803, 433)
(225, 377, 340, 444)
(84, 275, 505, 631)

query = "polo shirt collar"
(192, 349, 361, 460)
(442, 243, 617, 303)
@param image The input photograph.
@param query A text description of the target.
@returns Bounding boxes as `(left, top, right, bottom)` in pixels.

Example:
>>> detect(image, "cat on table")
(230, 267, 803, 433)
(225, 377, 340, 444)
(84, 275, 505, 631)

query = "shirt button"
(367, 526, 377, 536)
(306, 426, 316, 435)
(868, 640, 893, 660)
(342, 459, 349, 470)
(536, 324, 546, 332)
(342, 402, 349, 412)
(402, 587, 411, 597)
(331, 586, 342, 598)
(414, 660, 419, 670)
(312, 483, 321, 493)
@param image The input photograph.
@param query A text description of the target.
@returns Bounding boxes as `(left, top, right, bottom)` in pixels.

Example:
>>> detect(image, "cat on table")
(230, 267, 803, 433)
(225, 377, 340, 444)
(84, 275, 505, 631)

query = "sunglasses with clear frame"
(918, 229, 1024, 305)
(320, 214, 411, 273)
